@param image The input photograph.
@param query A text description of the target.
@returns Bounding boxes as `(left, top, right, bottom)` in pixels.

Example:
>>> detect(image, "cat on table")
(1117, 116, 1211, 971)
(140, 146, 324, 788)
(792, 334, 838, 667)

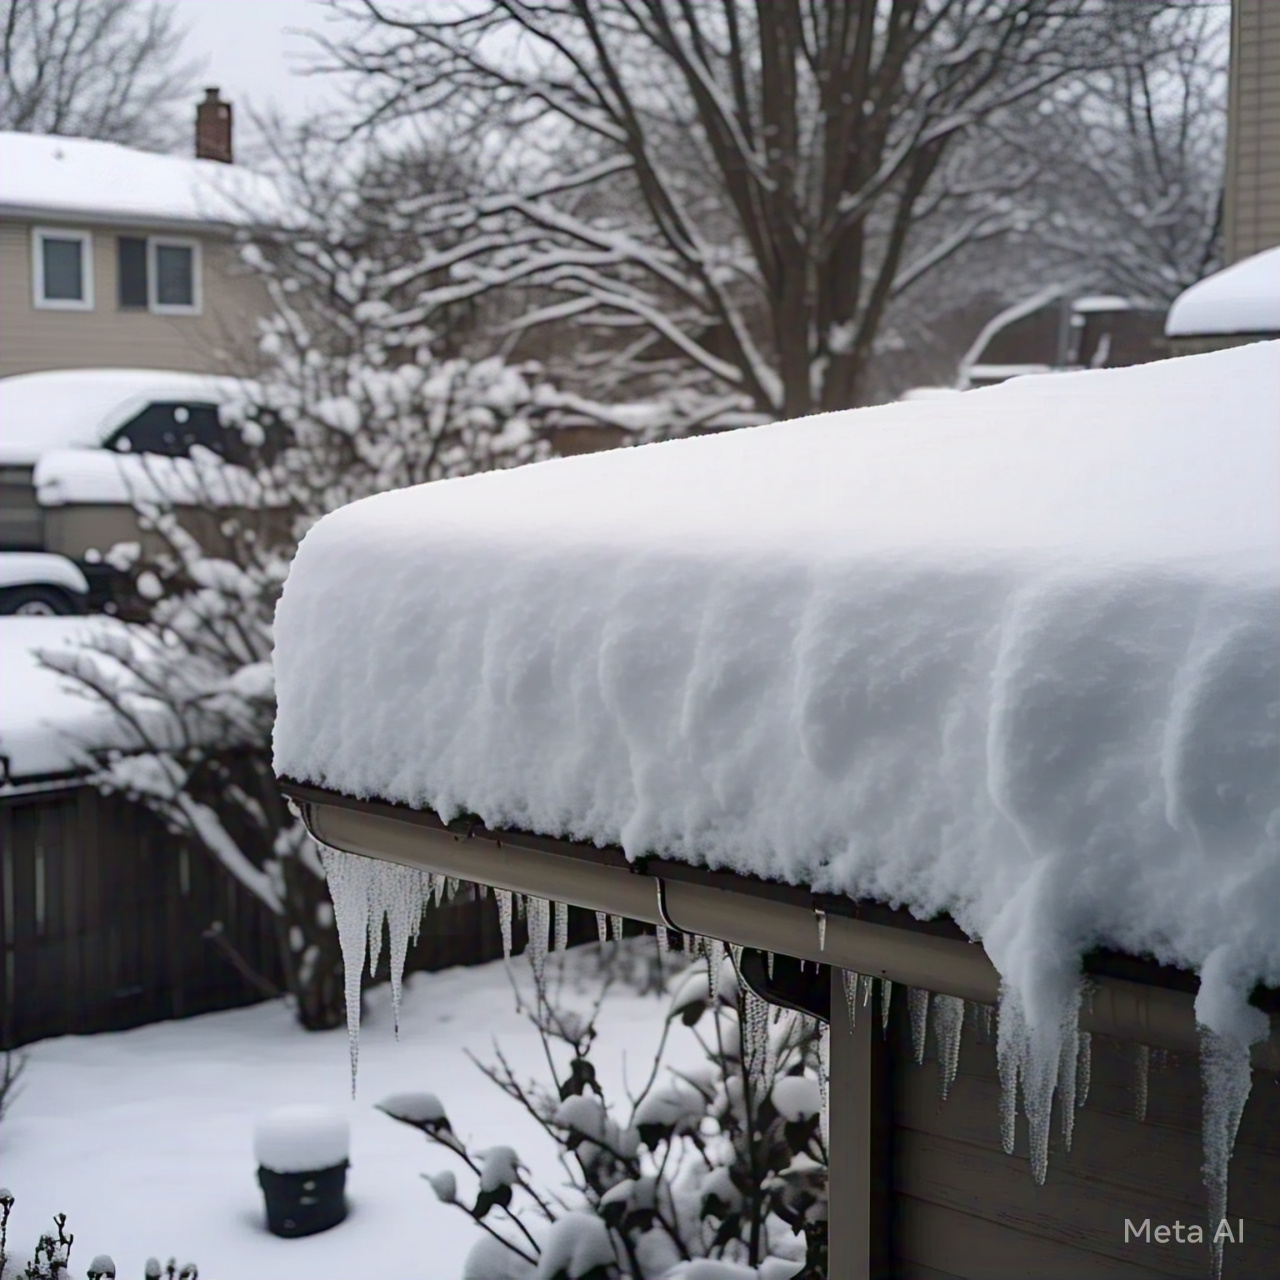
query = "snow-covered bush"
(39, 169, 553, 1029)
(0, 1192, 194, 1280)
(379, 942, 825, 1279)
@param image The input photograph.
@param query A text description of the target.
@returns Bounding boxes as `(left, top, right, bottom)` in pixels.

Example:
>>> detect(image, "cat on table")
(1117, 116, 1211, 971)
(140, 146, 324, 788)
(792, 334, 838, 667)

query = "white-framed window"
(147, 236, 202, 314)
(32, 227, 94, 310)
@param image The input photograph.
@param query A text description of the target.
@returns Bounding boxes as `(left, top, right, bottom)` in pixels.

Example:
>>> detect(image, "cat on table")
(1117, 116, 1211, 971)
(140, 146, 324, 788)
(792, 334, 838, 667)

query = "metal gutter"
(284, 780, 1280, 1071)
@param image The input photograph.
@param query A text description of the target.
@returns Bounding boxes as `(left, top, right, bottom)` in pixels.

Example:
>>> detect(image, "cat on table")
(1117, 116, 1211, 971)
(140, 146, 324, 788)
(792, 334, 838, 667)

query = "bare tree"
(983, 0, 1227, 309)
(314, 0, 1178, 420)
(1, 0, 201, 151)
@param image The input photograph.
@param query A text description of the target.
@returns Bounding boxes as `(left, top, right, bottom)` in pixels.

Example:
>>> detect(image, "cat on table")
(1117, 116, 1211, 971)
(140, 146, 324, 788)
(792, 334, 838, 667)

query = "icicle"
(1056, 1018, 1080, 1150)
(445, 876, 461, 903)
(553, 900, 569, 953)
(1134, 1043, 1150, 1122)
(430, 873, 445, 908)
(656, 925, 670, 958)
(366, 868, 388, 978)
(527, 897, 550, 993)
(477, 881, 491, 899)
(1076, 1031, 1092, 1109)
(516, 892, 528, 919)
(742, 989, 770, 1080)
(496, 889, 514, 961)
(385, 864, 429, 1039)
(879, 978, 893, 1034)
(932, 994, 964, 1100)
(610, 914, 625, 943)
(595, 911, 609, 945)
(841, 970, 859, 1032)
(318, 845, 374, 1096)
(1200, 1028, 1253, 1280)
(766, 950, 775, 979)
(707, 939, 726, 1003)
(997, 1005, 1020, 1157)
(860, 973, 873, 1006)
(818, 1021, 831, 1148)
(909, 988, 930, 1065)
(815, 909, 827, 952)
(993, 983, 1081, 1185)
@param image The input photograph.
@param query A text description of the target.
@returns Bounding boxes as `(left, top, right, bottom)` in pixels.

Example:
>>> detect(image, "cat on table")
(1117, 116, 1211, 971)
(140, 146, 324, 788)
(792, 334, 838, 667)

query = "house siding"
(0, 218, 269, 378)
(888, 1005, 1279, 1279)
(1225, 0, 1280, 262)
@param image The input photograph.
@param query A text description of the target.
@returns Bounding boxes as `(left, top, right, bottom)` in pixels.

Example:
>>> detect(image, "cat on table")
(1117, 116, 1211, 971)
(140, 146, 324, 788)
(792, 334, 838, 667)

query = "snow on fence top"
(274, 345, 1279, 1051)
(0, 131, 285, 228)
(1165, 248, 1280, 337)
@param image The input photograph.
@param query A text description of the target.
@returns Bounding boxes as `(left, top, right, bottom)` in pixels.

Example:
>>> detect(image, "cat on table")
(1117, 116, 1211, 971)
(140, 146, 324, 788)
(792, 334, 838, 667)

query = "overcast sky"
(170, 0, 347, 129)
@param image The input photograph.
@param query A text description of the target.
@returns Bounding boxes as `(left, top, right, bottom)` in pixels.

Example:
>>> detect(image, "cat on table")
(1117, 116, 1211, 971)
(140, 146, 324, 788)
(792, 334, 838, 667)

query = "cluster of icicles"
(319, 846, 1254, 1280)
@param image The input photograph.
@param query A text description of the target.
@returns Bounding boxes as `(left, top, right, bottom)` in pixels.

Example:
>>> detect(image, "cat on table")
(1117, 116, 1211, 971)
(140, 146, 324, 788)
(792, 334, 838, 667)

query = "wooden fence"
(0, 782, 521, 1050)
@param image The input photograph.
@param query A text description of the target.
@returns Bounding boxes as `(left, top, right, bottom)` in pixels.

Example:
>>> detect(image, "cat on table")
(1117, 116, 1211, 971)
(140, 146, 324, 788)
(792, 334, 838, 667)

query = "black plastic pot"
(257, 1160, 349, 1237)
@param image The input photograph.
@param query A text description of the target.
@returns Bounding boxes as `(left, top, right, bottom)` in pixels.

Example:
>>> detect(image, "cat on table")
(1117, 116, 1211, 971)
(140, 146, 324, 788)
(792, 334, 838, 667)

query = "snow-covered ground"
(1, 948, 683, 1279)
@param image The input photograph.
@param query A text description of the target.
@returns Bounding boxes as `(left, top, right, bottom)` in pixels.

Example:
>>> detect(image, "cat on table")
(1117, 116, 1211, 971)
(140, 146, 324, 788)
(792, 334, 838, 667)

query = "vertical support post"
(828, 968, 890, 1279)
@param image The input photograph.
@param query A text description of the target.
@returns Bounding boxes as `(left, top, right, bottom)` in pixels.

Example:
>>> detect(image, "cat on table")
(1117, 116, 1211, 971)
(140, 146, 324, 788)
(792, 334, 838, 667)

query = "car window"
(106, 402, 227, 459)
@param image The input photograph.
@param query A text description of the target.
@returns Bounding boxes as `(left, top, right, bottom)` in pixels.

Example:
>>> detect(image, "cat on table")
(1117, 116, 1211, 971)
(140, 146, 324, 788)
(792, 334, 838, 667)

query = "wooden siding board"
(897, 1196, 1181, 1280)
(895, 1129, 1277, 1278)
(890, 1002, 1279, 1278)
(895, 1067, 1279, 1220)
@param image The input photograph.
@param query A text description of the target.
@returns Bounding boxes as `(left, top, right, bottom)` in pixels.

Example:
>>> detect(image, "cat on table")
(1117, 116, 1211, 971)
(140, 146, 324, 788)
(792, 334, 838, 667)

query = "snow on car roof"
(0, 131, 285, 228)
(1165, 247, 1280, 337)
(0, 368, 244, 465)
(274, 343, 1279, 1050)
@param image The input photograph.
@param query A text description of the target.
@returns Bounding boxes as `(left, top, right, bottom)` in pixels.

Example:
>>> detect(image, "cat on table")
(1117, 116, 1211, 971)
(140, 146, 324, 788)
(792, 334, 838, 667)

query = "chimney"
(195, 87, 233, 163)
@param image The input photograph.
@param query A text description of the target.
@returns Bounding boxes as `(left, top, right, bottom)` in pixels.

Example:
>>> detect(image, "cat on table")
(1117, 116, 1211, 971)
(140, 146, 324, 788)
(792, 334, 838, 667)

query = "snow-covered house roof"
(0, 131, 285, 230)
(274, 343, 1279, 1057)
(0, 367, 244, 465)
(1164, 247, 1280, 337)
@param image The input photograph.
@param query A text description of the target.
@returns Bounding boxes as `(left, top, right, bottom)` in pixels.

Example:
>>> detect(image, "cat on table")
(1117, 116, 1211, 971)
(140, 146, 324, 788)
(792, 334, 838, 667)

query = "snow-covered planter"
(252, 1105, 350, 1238)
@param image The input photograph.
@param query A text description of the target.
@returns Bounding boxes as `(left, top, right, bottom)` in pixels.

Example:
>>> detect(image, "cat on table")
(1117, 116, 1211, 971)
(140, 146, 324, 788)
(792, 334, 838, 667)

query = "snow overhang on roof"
(0, 131, 286, 230)
(274, 343, 1280, 1060)
(1165, 247, 1280, 337)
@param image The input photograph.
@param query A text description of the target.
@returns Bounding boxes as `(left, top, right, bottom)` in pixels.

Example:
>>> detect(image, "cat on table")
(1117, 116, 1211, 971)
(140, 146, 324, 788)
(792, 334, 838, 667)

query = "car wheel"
(0, 585, 80, 616)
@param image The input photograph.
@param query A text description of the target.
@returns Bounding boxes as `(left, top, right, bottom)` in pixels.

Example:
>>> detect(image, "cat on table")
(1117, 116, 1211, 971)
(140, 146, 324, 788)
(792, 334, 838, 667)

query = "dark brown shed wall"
(887, 999, 1279, 1279)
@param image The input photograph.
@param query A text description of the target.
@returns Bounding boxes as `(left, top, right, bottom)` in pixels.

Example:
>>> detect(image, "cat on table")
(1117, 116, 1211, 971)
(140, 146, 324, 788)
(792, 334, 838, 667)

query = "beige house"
(1224, 0, 1280, 265)
(0, 91, 278, 380)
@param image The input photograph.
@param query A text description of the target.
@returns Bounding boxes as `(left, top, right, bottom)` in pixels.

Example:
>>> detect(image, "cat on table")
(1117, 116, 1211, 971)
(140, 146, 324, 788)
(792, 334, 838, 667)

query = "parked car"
(0, 368, 272, 614)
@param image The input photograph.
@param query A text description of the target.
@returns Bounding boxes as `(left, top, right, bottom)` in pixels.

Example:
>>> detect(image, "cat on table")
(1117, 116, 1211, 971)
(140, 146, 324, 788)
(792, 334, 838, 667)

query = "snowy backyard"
(1, 947, 690, 1279)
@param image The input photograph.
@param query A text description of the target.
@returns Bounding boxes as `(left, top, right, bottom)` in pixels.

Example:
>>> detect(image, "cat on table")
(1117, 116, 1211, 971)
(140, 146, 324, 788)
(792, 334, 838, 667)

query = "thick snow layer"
(0, 617, 134, 779)
(34, 447, 260, 508)
(0, 131, 285, 228)
(0, 552, 88, 594)
(0, 368, 243, 466)
(1165, 248, 1280, 336)
(275, 345, 1280, 1044)
(253, 1106, 350, 1173)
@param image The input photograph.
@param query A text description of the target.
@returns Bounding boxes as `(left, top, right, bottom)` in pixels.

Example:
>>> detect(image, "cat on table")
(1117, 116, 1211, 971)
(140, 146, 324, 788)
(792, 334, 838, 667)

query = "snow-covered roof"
(273, 343, 1280, 1045)
(0, 617, 132, 781)
(0, 131, 285, 229)
(1165, 247, 1280, 336)
(0, 368, 243, 465)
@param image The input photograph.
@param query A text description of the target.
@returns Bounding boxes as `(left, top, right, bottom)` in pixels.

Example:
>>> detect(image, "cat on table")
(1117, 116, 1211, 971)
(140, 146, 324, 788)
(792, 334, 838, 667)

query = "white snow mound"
(253, 1105, 349, 1173)
(274, 345, 1280, 1039)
